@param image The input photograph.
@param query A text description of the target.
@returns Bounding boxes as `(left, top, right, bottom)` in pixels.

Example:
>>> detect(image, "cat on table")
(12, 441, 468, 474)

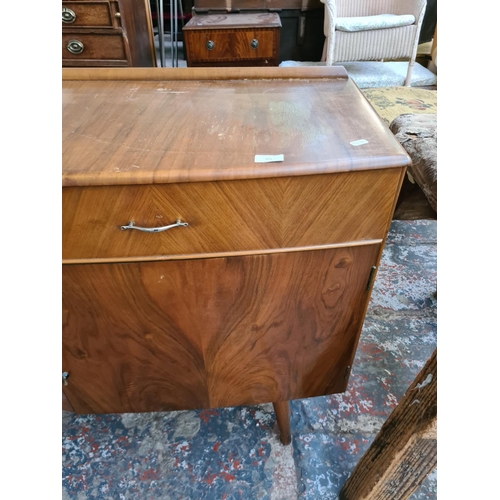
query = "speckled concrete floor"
(63, 219, 437, 500)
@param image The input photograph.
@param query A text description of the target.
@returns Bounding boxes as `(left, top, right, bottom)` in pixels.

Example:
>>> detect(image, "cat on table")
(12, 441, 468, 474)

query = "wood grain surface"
(62, 245, 380, 414)
(62, 67, 410, 187)
(62, 169, 401, 261)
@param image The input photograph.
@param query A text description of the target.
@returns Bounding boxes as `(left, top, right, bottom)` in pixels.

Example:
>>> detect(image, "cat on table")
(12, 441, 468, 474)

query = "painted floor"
(63, 219, 437, 500)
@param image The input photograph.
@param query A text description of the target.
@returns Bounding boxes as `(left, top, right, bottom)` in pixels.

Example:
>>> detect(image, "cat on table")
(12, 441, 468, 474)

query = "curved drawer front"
(62, 169, 402, 261)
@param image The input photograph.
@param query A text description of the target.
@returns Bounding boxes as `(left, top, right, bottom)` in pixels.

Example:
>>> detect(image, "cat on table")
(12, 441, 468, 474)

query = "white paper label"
(254, 154, 284, 163)
(350, 139, 369, 146)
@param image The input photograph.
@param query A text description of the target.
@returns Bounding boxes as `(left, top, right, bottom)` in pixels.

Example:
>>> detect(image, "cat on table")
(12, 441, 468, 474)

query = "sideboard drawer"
(62, 169, 402, 261)
(62, 32, 127, 61)
(62, 2, 114, 27)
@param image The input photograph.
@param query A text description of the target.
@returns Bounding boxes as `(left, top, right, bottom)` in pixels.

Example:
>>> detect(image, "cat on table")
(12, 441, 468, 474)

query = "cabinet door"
(62, 245, 380, 413)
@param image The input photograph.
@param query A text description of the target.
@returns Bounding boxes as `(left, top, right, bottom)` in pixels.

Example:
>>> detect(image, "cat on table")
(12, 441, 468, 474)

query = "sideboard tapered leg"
(273, 400, 291, 445)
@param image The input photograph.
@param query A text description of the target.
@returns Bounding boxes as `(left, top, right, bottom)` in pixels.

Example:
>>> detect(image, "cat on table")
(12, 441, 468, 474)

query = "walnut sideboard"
(62, 67, 410, 444)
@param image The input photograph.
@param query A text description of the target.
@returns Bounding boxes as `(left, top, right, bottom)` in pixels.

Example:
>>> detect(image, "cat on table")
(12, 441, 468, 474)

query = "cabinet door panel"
(62, 245, 380, 413)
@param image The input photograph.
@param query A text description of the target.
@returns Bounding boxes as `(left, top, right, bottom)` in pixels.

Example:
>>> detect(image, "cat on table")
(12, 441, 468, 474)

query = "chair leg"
(404, 61, 415, 86)
(273, 401, 291, 445)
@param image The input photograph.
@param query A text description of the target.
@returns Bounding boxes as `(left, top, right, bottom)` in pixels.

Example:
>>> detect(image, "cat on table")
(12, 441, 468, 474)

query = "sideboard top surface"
(62, 67, 410, 187)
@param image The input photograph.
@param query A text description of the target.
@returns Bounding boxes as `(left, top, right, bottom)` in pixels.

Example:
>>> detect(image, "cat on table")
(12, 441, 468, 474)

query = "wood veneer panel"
(62, 169, 401, 261)
(62, 245, 380, 414)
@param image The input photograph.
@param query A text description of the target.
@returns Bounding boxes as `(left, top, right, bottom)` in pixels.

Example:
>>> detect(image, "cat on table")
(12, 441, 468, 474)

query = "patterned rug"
(361, 86, 437, 126)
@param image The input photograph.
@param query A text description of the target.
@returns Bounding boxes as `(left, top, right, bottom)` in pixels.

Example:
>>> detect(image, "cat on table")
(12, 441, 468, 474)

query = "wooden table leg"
(273, 400, 291, 445)
(339, 349, 437, 500)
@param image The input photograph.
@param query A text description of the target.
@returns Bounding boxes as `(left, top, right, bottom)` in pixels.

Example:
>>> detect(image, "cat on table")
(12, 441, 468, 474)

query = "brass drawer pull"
(206, 40, 215, 50)
(250, 39, 259, 49)
(62, 7, 76, 23)
(120, 219, 188, 233)
(62, 372, 69, 386)
(67, 40, 84, 55)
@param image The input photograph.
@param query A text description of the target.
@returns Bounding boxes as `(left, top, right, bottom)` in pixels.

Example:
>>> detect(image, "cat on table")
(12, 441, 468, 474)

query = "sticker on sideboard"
(254, 154, 284, 163)
(350, 139, 369, 146)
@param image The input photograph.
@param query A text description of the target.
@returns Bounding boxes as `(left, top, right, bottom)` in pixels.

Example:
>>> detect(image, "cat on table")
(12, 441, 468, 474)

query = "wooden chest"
(183, 13, 281, 67)
(62, 0, 156, 67)
(62, 67, 409, 442)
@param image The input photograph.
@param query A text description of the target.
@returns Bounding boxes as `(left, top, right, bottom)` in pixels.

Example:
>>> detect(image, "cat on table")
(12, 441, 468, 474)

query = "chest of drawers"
(183, 13, 281, 67)
(62, 0, 156, 67)
(62, 66, 409, 443)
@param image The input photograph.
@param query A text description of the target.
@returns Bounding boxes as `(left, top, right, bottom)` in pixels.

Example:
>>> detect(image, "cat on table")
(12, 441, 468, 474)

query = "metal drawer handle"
(250, 39, 259, 49)
(206, 40, 215, 50)
(67, 40, 84, 54)
(120, 219, 188, 233)
(62, 7, 76, 23)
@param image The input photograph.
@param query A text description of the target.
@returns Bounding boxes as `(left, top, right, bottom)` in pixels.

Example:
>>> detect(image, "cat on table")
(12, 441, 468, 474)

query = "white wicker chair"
(321, 0, 427, 86)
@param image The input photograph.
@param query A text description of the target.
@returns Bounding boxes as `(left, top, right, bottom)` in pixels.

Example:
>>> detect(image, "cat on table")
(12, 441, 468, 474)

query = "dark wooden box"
(183, 13, 281, 66)
(190, 8, 325, 63)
